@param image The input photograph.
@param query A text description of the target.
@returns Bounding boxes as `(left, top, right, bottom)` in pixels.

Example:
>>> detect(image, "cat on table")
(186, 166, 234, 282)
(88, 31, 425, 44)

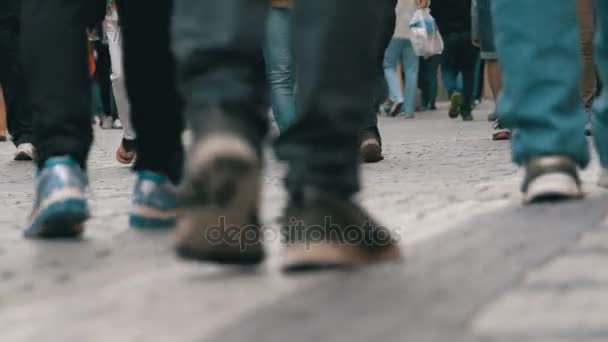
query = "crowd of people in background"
(0, 0, 605, 272)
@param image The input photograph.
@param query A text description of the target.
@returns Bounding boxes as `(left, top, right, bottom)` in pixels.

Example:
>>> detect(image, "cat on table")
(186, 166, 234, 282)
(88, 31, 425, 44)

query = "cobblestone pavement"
(1, 103, 608, 341)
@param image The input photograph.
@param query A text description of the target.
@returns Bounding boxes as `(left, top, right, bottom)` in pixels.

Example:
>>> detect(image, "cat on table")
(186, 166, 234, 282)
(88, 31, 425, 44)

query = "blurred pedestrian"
(491, 0, 607, 202)
(22, 0, 182, 237)
(382, 0, 430, 119)
(431, 0, 479, 121)
(0, 0, 35, 160)
(171, 0, 402, 270)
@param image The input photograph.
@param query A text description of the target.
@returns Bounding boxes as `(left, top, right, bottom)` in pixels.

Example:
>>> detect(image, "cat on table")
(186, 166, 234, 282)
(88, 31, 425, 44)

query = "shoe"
(491, 120, 511, 141)
(0, 133, 6, 142)
(388, 101, 403, 117)
(174, 134, 265, 265)
(282, 188, 402, 273)
(100, 116, 113, 129)
(448, 92, 462, 118)
(461, 111, 474, 121)
(599, 168, 608, 189)
(522, 156, 583, 204)
(116, 139, 136, 164)
(24, 156, 89, 238)
(14, 143, 35, 161)
(401, 112, 415, 119)
(360, 131, 384, 163)
(112, 119, 123, 130)
(487, 112, 498, 122)
(130, 171, 177, 229)
(378, 100, 391, 116)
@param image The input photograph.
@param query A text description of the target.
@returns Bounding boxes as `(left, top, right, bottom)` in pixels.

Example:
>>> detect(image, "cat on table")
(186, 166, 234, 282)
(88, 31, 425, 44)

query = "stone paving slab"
(1, 103, 608, 341)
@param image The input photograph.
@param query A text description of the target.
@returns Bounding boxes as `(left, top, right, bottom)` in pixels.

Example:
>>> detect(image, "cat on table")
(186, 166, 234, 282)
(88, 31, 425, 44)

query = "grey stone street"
(1, 103, 608, 342)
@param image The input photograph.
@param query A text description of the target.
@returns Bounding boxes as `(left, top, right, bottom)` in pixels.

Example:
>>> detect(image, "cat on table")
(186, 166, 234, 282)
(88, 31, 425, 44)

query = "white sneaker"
(14, 143, 35, 161)
(522, 156, 583, 204)
(112, 119, 123, 129)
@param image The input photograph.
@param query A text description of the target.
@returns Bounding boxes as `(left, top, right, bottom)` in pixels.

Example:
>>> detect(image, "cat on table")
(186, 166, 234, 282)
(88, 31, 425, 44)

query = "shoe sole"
(25, 199, 89, 238)
(360, 140, 384, 163)
(524, 173, 583, 204)
(175, 135, 265, 265)
(492, 131, 511, 141)
(282, 242, 402, 273)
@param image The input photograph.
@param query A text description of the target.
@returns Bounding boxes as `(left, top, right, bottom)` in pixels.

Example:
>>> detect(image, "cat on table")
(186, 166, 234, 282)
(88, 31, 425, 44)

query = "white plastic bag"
(409, 8, 444, 58)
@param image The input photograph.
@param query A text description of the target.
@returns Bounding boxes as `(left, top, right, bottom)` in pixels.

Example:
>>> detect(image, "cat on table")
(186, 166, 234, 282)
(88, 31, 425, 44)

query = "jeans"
(172, 0, 394, 197)
(441, 64, 463, 97)
(492, 0, 608, 167)
(440, 32, 479, 112)
(23, 0, 184, 181)
(263, 8, 296, 132)
(419, 55, 441, 109)
(0, 24, 33, 146)
(383, 38, 419, 115)
(105, 16, 136, 141)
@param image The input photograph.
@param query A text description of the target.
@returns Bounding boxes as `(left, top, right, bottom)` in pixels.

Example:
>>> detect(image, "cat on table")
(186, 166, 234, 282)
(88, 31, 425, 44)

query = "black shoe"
(522, 156, 583, 204)
(388, 101, 403, 117)
(461, 111, 474, 121)
(360, 131, 384, 163)
(175, 134, 265, 265)
(281, 188, 402, 273)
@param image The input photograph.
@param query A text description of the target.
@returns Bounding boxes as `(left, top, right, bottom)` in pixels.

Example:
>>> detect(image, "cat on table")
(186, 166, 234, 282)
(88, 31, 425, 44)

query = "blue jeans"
(492, 0, 608, 167)
(383, 38, 419, 114)
(419, 55, 441, 109)
(263, 8, 296, 132)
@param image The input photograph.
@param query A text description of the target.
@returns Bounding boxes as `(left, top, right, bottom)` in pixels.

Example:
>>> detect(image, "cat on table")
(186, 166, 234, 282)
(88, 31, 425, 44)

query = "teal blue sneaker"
(25, 156, 89, 238)
(129, 171, 177, 229)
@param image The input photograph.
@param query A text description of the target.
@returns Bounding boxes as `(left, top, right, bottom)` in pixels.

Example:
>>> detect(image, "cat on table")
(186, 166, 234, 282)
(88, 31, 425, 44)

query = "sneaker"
(448, 92, 462, 118)
(282, 188, 402, 273)
(360, 131, 384, 163)
(130, 171, 177, 229)
(14, 143, 35, 161)
(100, 116, 113, 130)
(522, 156, 583, 204)
(492, 120, 511, 140)
(116, 139, 136, 164)
(461, 111, 474, 121)
(388, 101, 403, 117)
(174, 134, 265, 265)
(24, 156, 89, 238)
(112, 119, 123, 130)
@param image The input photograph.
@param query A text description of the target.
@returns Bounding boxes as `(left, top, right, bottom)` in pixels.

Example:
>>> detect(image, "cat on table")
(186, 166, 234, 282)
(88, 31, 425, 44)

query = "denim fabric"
(264, 8, 297, 132)
(419, 55, 441, 109)
(172, 0, 395, 197)
(477, 0, 497, 60)
(492, 0, 593, 167)
(383, 38, 420, 114)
